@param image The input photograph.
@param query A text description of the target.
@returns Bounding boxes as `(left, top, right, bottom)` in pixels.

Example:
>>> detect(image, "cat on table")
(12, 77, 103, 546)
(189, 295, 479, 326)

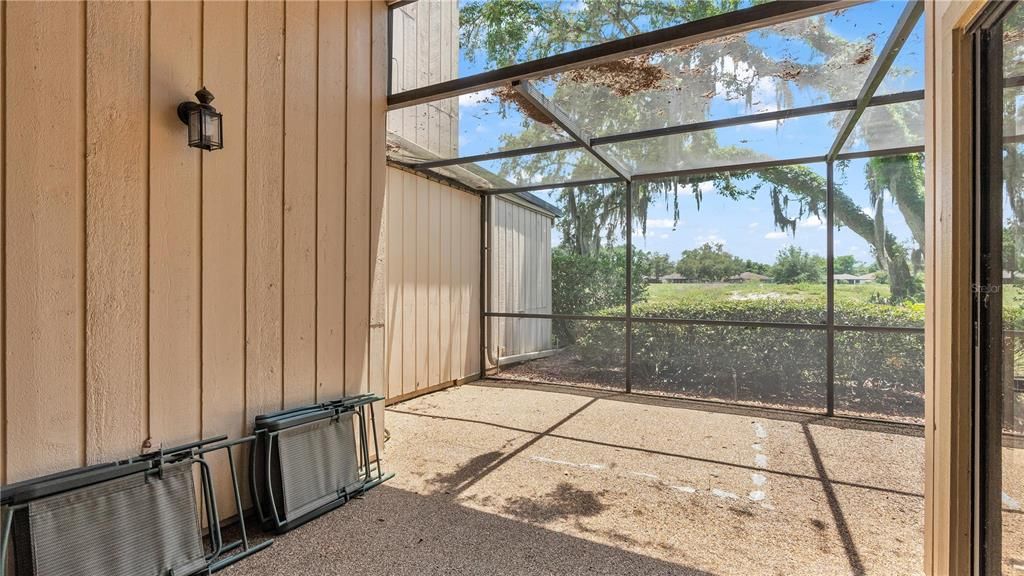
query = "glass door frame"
(971, 2, 1018, 573)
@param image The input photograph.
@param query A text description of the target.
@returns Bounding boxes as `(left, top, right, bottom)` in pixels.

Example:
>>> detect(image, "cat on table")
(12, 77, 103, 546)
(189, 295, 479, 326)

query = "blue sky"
(433, 1, 925, 265)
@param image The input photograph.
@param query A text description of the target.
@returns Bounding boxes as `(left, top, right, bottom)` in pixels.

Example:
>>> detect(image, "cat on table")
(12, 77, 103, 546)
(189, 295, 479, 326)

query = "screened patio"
(380, 1, 937, 573)
(6, 0, 1024, 574)
(387, 0, 930, 424)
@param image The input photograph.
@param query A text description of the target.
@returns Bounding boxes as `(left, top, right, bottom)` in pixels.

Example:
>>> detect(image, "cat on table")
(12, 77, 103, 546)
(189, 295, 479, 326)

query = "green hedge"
(550, 247, 648, 345)
(570, 299, 925, 419)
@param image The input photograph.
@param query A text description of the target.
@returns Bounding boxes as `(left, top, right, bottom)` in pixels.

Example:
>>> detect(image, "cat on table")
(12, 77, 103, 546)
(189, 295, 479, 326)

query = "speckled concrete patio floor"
(223, 380, 938, 576)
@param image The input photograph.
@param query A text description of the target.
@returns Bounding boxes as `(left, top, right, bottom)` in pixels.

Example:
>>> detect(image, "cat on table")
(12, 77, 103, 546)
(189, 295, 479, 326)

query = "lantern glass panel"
(188, 109, 202, 147)
(203, 111, 223, 149)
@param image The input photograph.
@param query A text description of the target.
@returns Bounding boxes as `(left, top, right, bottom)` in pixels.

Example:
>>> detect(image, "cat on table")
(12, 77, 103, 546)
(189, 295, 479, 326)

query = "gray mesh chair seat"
(11, 461, 206, 576)
(251, 394, 392, 533)
(278, 415, 362, 520)
(2, 436, 272, 576)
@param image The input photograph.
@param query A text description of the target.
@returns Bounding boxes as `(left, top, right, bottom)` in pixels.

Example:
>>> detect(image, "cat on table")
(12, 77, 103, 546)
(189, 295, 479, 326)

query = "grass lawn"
(642, 281, 898, 308)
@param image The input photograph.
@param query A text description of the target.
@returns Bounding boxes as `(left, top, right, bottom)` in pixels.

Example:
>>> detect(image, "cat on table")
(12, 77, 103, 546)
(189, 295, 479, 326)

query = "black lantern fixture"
(177, 87, 223, 151)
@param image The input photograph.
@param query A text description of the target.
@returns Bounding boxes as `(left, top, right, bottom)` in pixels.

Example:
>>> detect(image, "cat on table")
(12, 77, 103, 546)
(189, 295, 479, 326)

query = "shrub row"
(567, 299, 925, 418)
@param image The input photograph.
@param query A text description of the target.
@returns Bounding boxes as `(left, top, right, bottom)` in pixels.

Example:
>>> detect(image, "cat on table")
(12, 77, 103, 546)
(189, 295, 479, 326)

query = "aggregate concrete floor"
(223, 380, 943, 575)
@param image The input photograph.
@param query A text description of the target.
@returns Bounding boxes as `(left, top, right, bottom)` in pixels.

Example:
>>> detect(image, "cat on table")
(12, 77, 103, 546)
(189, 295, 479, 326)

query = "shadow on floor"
(424, 397, 602, 497)
(802, 421, 865, 576)
(475, 378, 924, 438)
(501, 482, 608, 524)
(388, 406, 924, 500)
(220, 484, 716, 576)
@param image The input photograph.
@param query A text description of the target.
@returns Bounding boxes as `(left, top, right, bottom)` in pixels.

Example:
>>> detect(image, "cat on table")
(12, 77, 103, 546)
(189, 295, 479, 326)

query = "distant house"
(726, 271, 771, 283)
(835, 273, 877, 285)
(1003, 270, 1024, 282)
(660, 273, 689, 284)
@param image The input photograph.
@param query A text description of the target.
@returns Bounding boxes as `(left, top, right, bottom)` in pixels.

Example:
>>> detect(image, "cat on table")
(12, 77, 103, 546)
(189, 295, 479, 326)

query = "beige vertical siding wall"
(487, 196, 554, 365)
(384, 167, 480, 402)
(0, 0, 389, 516)
(388, 0, 458, 158)
(382, 0, 469, 402)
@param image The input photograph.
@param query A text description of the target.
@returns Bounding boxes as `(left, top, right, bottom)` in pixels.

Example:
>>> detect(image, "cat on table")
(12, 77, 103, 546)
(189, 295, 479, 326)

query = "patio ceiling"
(386, 0, 926, 194)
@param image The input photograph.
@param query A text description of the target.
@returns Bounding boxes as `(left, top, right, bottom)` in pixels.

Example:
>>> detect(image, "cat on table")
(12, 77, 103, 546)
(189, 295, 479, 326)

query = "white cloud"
(513, 167, 544, 185)
(764, 231, 788, 240)
(459, 89, 494, 108)
(673, 185, 694, 196)
(750, 119, 783, 131)
(748, 222, 759, 230)
(672, 180, 715, 197)
(798, 215, 825, 229)
(696, 233, 723, 246)
(714, 55, 781, 131)
(646, 218, 680, 230)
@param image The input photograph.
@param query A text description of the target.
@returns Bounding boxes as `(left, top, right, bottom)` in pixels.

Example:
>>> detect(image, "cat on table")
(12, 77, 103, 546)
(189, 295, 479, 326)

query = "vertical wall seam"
(366, 4, 371, 393)
(242, 0, 249, 430)
(341, 0, 348, 397)
(313, 0, 319, 403)
(280, 0, 286, 410)
(1, 0, 6, 483)
(144, 0, 152, 447)
(199, 0, 205, 440)
(81, 1, 89, 466)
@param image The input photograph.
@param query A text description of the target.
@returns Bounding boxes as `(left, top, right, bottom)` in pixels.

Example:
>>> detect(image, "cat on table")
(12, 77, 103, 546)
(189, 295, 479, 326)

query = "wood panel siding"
(245, 0, 285, 427)
(487, 196, 554, 365)
(201, 0, 248, 519)
(1, 0, 388, 487)
(283, 0, 319, 409)
(383, 167, 480, 402)
(316, 0, 347, 402)
(381, 0, 464, 400)
(85, 1, 149, 465)
(387, 0, 458, 159)
(369, 0, 389, 441)
(346, 0, 371, 398)
(5, 1, 87, 481)
(149, 0, 203, 454)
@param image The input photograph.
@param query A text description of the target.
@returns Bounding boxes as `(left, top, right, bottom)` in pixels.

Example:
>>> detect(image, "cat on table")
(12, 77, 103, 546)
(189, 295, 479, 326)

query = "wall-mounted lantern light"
(177, 87, 223, 151)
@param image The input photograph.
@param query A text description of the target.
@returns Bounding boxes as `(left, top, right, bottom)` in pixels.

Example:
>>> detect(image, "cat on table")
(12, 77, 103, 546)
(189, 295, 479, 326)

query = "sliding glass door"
(974, 3, 1024, 573)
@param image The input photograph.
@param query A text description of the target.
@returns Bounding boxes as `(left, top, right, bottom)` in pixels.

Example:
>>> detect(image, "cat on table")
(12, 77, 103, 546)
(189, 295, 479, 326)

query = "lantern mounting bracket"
(177, 87, 217, 124)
